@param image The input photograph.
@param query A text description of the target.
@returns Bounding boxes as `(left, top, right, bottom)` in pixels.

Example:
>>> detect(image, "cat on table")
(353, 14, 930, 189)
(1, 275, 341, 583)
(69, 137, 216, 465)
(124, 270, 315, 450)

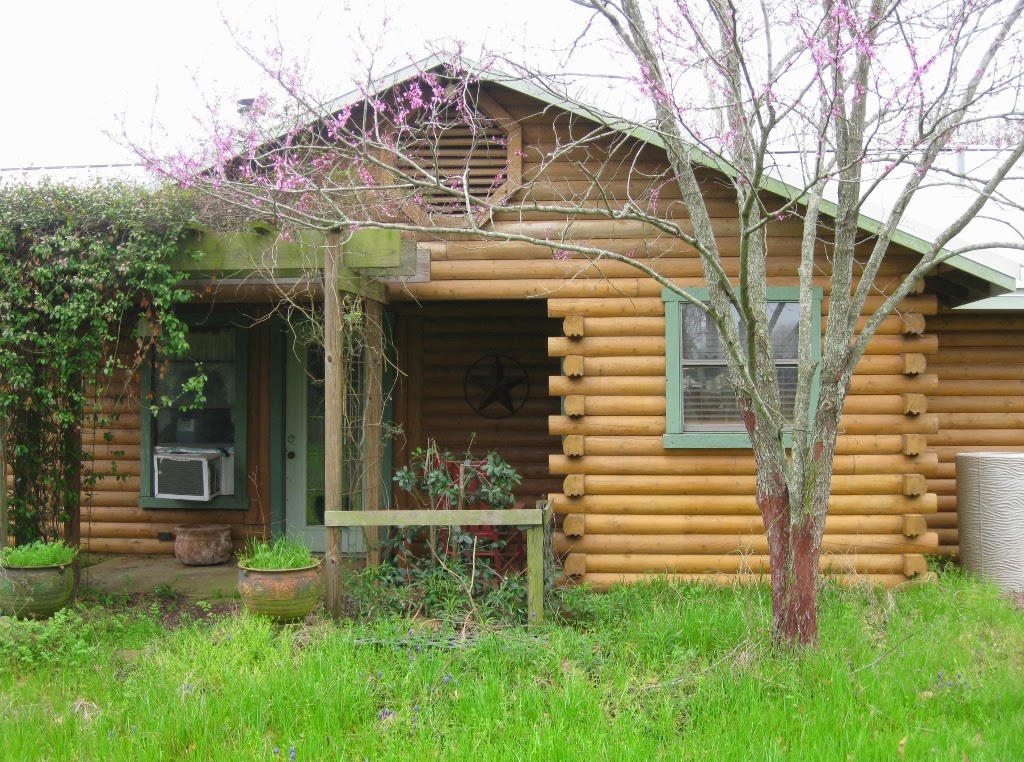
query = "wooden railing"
(324, 501, 553, 624)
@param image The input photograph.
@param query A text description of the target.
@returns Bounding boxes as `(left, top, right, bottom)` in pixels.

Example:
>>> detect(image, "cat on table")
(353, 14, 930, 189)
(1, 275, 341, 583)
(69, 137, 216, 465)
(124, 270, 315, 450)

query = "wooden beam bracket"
(564, 474, 586, 497)
(902, 473, 928, 496)
(562, 514, 586, 537)
(903, 393, 927, 416)
(902, 434, 927, 456)
(563, 355, 584, 377)
(563, 553, 587, 577)
(563, 434, 585, 457)
(902, 353, 927, 375)
(563, 315, 585, 339)
(564, 395, 586, 417)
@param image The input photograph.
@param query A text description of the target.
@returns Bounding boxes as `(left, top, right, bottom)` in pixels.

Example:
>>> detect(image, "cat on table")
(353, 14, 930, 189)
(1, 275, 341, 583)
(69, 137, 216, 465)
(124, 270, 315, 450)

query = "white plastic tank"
(956, 452, 1024, 591)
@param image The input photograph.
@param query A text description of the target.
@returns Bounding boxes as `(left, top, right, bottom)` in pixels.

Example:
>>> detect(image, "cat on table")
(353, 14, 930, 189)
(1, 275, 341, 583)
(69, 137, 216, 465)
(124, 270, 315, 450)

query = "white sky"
(3, 0, 1022, 285)
(0, 0, 599, 173)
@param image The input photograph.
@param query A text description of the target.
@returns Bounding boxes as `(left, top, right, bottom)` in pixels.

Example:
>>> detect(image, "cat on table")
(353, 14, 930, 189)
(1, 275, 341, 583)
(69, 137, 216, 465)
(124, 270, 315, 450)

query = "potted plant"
(0, 540, 78, 619)
(236, 537, 322, 623)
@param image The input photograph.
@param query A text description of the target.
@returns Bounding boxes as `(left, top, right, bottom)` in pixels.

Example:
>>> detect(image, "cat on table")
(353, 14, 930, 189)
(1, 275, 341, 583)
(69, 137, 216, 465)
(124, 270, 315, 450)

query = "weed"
(2, 571, 1023, 760)
(237, 537, 315, 570)
(153, 583, 177, 600)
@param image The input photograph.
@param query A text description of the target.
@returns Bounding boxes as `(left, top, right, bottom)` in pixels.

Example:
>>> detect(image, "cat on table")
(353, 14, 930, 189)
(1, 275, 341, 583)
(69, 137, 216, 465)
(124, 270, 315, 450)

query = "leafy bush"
(0, 540, 77, 567)
(390, 442, 525, 597)
(237, 537, 316, 570)
(393, 443, 522, 512)
(0, 180, 196, 543)
(0, 608, 101, 670)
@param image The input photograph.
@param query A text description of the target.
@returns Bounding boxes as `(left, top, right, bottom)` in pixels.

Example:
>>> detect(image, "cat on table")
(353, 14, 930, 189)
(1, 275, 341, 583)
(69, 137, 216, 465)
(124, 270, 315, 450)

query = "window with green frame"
(139, 319, 249, 509)
(662, 287, 822, 448)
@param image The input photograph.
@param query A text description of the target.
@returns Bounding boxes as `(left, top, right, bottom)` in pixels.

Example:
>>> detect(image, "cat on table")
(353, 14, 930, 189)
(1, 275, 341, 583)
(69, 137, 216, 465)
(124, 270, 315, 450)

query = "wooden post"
(362, 299, 384, 566)
(323, 235, 346, 618)
(526, 521, 544, 625)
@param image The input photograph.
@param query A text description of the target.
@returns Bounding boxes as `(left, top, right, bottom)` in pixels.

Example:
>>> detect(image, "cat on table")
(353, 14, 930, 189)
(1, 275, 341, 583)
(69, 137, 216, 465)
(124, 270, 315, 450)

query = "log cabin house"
(77, 57, 1024, 590)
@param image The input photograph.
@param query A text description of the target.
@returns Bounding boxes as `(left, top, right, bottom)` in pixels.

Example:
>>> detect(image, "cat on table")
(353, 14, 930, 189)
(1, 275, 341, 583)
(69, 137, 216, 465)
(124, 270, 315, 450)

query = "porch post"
(323, 233, 346, 618)
(362, 299, 385, 566)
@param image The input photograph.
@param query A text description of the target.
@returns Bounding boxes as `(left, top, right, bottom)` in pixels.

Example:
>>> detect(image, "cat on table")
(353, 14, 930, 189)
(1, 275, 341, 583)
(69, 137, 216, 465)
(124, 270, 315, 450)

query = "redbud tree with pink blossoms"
(141, 0, 1024, 647)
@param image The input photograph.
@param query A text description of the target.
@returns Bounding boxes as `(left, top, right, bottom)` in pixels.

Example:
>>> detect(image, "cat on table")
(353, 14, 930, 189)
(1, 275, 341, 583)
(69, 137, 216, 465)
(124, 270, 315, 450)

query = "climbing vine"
(0, 181, 196, 544)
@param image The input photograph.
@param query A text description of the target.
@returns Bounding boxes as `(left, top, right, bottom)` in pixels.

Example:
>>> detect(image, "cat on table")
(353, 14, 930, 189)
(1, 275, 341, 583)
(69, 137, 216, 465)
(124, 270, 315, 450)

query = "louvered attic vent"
(394, 92, 522, 222)
(400, 118, 508, 212)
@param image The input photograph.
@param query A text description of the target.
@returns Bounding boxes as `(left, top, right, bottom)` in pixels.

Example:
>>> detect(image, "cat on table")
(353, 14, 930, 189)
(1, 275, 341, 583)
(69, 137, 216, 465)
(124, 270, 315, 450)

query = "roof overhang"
(300, 54, 1023, 298)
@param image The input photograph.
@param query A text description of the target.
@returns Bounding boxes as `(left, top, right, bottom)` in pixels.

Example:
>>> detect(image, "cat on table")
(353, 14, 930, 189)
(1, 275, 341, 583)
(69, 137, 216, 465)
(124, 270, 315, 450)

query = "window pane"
(766, 303, 799, 360)
(680, 302, 800, 361)
(682, 366, 743, 426)
(154, 327, 236, 447)
(681, 365, 799, 428)
(776, 365, 798, 419)
(303, 342, 365, 523)
(306, 346, 326, 526)
(680, 305, 729, 361)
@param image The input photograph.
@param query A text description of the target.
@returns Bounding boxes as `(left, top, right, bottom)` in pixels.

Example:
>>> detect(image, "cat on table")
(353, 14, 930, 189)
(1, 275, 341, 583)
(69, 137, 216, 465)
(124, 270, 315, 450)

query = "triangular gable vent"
(399, 116, 509, 213)
(395, 89, 522, 224)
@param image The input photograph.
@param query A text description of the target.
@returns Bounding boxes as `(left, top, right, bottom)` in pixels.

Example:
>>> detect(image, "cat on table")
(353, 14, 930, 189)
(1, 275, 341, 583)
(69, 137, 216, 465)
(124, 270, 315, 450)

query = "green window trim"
(139, 315, 250, 510)
(662, 287, 822, 449)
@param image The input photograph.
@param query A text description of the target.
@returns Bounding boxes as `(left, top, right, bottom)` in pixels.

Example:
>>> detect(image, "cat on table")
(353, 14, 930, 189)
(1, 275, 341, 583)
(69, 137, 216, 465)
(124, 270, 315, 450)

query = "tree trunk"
(769, 516, 820, 647)
(757, 471, 821, 648)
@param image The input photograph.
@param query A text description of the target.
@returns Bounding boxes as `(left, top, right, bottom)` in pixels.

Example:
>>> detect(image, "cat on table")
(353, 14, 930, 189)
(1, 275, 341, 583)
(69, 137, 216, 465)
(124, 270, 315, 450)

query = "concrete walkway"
(80, 555, 240, 600)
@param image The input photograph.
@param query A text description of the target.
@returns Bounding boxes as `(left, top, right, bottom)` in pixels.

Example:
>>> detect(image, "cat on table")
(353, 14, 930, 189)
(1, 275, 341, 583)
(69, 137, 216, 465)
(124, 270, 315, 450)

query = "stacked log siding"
(67, 83, 945, 582)
(391, 300, 562, 508)
(925, 311, 1024, 556)
(78, 322, 273, 554)
(384, 85, 939, 587)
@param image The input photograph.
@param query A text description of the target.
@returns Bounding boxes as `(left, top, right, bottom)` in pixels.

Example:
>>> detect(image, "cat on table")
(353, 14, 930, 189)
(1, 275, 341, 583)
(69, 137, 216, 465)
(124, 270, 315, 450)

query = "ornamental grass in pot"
(0, 540, 77, 619)
(237, 537, 322, 623)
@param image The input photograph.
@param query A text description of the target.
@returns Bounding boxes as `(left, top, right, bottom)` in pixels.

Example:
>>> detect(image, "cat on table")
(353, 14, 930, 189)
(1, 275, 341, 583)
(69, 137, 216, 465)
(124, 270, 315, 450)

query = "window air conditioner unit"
(153, 447, 234, 501)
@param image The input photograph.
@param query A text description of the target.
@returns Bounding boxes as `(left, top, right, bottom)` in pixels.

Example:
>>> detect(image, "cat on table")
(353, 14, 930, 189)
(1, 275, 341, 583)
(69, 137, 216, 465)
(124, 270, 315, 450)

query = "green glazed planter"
(237, 561, 323, 623)
(0, 563, 76, 619)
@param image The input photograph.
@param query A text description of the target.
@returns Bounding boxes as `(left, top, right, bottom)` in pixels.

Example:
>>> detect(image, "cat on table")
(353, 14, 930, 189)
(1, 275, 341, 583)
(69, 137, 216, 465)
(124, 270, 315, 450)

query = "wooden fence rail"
(324, 502, 553, 624)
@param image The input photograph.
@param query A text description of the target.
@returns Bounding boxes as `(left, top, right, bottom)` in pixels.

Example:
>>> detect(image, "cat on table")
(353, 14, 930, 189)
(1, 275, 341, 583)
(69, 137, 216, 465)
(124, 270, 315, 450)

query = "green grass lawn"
(2, 569, 1023, 761)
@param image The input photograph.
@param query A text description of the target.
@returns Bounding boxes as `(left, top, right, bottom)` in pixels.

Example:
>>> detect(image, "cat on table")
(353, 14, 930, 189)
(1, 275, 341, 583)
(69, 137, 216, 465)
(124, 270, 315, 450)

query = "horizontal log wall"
(391, 300, 562, 509)
(924, 312, 1024, 556)
(381, 85, 939, 587)
(78, 322, 272, 554)
(547, 290, 937, 586)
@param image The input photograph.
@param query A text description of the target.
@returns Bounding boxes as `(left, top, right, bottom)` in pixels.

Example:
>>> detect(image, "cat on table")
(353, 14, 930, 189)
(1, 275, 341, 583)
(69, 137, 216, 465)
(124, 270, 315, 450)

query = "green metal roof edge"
(317, 54, 1016, 293)
(952, 292, 1024, 310)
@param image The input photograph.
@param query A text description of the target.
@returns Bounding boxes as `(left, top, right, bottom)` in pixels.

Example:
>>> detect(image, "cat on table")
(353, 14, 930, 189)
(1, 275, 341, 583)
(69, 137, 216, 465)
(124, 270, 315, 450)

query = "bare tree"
(138, 0, 1024, 646)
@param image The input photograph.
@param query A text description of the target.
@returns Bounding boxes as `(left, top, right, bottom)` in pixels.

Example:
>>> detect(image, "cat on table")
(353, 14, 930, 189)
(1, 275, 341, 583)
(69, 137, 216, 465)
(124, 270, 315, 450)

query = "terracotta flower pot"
(174, 524, 233, 566)
(237, 562, 323, 623)
(0, 563, 76, 619)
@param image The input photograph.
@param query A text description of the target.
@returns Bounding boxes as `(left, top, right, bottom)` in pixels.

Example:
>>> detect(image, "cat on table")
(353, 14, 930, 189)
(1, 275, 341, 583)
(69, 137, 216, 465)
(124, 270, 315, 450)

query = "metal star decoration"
(464, 354, 530, 418)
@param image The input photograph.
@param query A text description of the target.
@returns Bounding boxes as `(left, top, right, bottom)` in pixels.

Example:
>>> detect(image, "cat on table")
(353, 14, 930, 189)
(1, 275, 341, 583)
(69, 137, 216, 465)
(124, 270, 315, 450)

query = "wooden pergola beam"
(168, 226, 420, 303)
